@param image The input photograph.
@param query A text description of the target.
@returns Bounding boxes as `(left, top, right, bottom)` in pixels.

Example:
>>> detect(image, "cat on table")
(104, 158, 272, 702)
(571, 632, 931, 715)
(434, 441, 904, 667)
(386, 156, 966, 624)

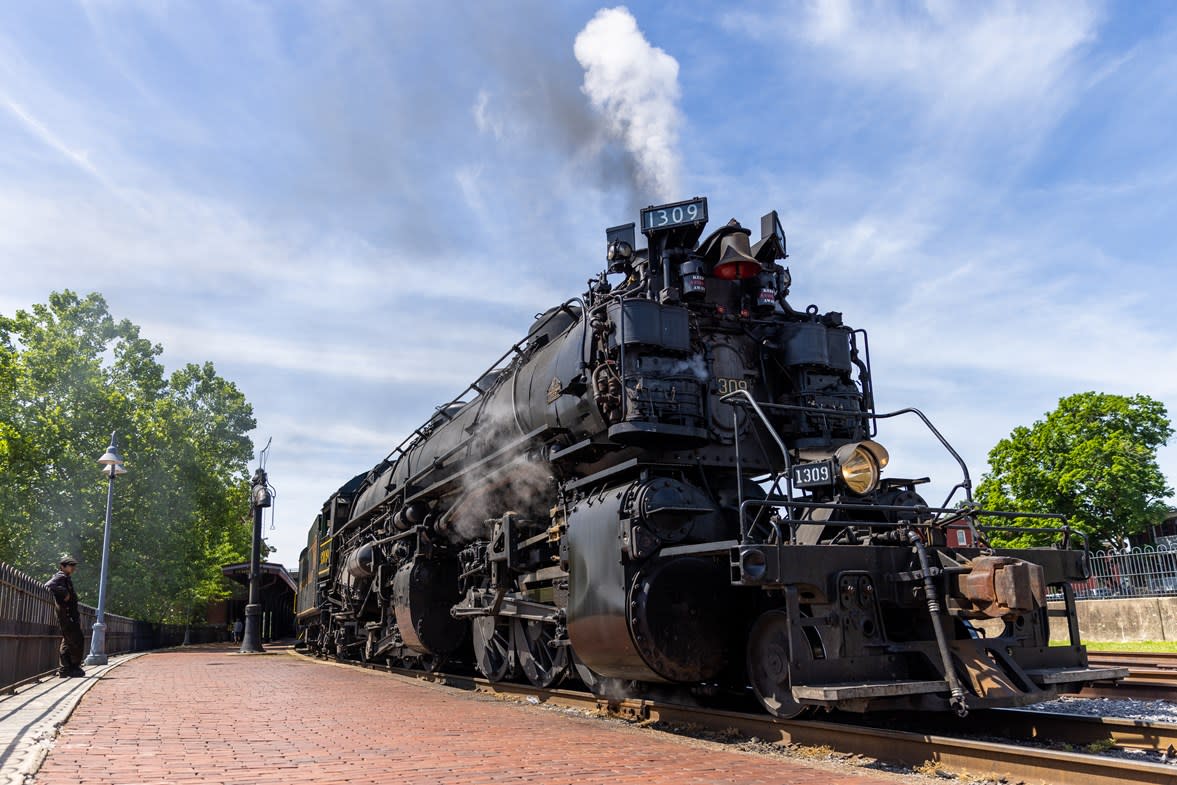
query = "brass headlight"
(834, 440, 890, 495)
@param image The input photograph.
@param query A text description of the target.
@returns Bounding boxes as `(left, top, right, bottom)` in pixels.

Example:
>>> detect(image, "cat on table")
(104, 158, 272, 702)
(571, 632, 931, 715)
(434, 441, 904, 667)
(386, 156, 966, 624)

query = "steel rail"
(296, 652, 1177, 784)
(980, 709, 1177, 754)
(1080, 653, 1177, 700)
(1089, 652, 1177, 670)
(463, 679, 1177, 784)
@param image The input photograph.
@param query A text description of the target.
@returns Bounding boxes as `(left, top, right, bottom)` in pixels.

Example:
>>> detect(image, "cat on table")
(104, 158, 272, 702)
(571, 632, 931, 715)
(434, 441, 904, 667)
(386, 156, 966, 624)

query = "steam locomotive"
(296, 197, 1122, 717)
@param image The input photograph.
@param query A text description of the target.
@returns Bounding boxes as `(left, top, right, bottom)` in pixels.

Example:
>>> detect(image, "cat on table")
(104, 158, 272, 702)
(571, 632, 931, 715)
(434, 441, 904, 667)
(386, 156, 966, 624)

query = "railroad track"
(296, 651, 1177, 784)
(936, 708, 1177, 755)
(1088, 652, 1177, 669)
(1083, 652, 1177, 700)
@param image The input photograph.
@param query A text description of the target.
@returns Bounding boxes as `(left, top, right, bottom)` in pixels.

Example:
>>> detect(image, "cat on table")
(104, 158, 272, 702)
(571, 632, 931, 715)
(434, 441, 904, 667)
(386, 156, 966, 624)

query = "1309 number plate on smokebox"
(792, 460, 836, 488)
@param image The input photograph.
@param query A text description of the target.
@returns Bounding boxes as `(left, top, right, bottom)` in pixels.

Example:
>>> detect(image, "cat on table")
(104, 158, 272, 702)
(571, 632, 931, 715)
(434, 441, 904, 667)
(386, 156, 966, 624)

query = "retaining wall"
(1049, 596, 1177, 642)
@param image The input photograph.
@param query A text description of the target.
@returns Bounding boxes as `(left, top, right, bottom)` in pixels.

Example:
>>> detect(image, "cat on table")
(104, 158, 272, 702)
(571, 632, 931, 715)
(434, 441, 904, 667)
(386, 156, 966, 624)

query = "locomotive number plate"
(792, 460, 836, 488)
(641, 197, 708, 232)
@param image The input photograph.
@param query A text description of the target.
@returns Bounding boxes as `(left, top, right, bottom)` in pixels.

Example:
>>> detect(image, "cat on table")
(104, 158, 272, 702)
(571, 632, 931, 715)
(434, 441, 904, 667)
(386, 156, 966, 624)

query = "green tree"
(976, 392, 1173, 547)
(0, 291, 256, 622)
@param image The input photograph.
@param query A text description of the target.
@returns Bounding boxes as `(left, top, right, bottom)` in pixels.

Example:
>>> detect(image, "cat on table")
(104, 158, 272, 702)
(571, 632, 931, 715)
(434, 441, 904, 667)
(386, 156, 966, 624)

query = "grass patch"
(788, 743, 835, 759)
(1049, 640, 1177, 653)
(913, 759, 956, 778)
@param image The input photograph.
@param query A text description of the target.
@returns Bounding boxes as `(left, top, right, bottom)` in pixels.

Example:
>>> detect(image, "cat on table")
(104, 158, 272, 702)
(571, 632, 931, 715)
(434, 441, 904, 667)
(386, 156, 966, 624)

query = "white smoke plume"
(574, 7, 683, 203)
(437, 389, 557, 544)
(446, 455, 554, 544)
(669, 354, 710, 382)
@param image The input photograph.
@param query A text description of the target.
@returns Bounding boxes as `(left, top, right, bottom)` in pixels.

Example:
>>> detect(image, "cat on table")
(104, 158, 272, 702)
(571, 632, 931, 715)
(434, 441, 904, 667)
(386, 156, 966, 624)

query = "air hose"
(908, 529, 970, 717)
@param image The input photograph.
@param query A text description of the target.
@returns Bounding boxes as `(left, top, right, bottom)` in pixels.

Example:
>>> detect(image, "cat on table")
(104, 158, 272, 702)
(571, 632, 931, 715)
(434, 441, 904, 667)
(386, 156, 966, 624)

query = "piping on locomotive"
(295, 197, 1125, 717)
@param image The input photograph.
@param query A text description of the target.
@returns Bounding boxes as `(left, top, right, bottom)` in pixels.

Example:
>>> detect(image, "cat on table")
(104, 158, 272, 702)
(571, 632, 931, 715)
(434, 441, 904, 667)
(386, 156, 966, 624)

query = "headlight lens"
(839, 448, 879, 494)
(834, 440, 889, 495)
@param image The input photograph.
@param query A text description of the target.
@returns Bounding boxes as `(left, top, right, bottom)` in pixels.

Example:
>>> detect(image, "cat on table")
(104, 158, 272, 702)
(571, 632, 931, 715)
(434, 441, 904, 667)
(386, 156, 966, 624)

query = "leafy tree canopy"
(0, 291, 256, 622)
(976, 391, 1173, 548)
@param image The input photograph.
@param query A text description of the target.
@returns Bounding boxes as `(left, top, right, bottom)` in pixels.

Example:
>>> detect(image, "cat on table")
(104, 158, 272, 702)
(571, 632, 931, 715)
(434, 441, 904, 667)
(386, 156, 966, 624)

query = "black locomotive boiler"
(296, 197, 1122, 717)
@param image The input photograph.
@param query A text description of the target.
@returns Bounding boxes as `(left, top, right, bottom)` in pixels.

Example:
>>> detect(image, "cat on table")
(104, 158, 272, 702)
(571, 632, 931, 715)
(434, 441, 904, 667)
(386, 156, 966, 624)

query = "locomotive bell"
(713, 230, 762, 280)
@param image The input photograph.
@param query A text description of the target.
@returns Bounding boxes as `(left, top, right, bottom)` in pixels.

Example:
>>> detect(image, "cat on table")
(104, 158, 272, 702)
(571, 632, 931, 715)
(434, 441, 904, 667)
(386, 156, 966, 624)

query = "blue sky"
(2, 1, 1175, 566)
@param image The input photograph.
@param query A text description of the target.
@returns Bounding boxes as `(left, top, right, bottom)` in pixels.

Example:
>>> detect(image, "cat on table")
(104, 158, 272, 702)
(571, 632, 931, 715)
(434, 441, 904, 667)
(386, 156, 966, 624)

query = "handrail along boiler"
(296, 197, 1123, 716)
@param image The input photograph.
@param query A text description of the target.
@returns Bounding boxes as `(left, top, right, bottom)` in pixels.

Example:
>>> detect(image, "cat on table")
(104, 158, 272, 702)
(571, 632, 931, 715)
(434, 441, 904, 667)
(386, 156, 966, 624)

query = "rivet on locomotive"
(295, 197, 1125, 717)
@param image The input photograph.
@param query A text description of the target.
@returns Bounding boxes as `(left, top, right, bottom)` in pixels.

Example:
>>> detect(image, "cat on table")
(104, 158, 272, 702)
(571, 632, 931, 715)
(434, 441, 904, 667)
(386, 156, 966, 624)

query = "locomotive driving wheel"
(747, 609, 816, 719)
(472, 616, 516, 682)
(513, 618, 569, 689)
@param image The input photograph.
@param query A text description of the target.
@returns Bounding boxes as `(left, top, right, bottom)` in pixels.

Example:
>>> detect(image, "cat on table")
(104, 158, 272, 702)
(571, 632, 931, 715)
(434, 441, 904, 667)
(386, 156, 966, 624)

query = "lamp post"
(85, 432, 126, 666)
(240, 467, 270, 653)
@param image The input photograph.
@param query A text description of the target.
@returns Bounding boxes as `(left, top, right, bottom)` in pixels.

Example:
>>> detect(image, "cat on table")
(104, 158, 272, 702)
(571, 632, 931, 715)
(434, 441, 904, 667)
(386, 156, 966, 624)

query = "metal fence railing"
(1, 560, 226, 691)
(1071, 545, 1177, 599)
(0, 561, 67, 690)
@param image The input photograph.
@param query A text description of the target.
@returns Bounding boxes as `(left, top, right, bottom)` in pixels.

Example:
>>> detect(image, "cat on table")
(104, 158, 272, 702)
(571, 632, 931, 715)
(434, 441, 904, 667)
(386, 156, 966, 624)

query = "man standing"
(45, 555, 85, 677)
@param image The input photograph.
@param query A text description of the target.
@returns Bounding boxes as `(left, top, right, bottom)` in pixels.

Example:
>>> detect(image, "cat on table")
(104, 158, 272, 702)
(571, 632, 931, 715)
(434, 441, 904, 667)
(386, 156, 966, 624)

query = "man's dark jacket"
(45, 571, 79, 620)
(45, 570, 84, 673)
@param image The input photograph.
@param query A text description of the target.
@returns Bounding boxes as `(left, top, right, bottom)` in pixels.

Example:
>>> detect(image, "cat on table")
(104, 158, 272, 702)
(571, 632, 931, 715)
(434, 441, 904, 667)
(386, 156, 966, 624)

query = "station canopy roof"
(221, 561, 297, 594)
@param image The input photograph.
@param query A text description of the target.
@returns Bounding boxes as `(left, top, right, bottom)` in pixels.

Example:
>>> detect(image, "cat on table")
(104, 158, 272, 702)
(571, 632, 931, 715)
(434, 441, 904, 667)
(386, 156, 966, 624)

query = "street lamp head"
(250, 467, 271, 508)
(103, 462, 128, 478)
(97, 431, 124, 468)
(252, 483, 272, 508)
(97, 446, 123, 466)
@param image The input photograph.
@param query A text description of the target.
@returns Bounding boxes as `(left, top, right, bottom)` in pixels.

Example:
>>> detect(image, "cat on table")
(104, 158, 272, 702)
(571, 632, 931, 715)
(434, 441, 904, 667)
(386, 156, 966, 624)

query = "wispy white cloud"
(798, 0, 1097, 108)
(141, 321, 516, 387)
(472, 90, 504, 141)
(0, 178, 575, 313)
(725, 0, 1100, 157)
(3, 99, 107, 182)
(259, 413, 410, 455)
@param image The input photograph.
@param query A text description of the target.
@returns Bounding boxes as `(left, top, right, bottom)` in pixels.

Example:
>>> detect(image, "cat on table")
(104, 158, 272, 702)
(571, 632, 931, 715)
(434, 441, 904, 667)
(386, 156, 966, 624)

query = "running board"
(791, 667, 1129, 707)
(792, 679, 946, 702)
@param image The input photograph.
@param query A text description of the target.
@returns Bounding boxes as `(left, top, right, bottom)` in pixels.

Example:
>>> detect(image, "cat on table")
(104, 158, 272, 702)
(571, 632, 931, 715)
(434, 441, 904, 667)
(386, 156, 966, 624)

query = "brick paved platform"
(19, 644, 900, 785)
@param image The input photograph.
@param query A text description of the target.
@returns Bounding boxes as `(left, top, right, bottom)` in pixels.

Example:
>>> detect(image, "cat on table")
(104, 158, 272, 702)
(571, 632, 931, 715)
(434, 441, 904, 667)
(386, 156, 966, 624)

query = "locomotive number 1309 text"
(792, 460, 836, 488)
(717, 377, 749, 395)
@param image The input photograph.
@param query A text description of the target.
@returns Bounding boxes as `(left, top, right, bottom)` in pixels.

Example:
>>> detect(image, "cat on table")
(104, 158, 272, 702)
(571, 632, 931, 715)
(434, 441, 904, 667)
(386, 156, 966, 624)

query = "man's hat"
(59, 554, 78, 566)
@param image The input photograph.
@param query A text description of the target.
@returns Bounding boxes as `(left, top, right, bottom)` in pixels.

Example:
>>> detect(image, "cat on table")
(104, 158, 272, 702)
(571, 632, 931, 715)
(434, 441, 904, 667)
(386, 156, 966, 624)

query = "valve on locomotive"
(343, 542, 377, 579)
(393, 501, 429, 532)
